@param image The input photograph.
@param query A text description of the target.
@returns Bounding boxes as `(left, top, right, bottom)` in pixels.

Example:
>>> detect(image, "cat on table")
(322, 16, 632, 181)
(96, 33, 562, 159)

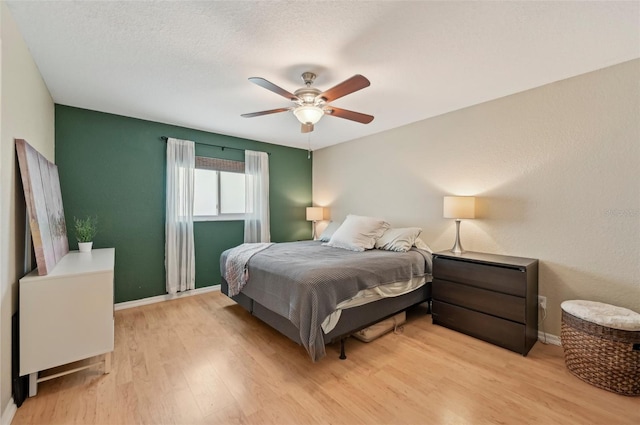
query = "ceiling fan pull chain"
(307, 133, 311, 160)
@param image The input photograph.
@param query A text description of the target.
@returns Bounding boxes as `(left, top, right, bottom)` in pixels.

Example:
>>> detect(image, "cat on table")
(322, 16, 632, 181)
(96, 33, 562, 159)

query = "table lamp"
(443, 196, 476, 254)
(306, 207, 324, 240)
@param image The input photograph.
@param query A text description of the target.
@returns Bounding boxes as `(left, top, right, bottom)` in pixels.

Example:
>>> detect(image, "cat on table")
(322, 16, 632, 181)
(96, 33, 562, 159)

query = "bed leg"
(339, 338, 347, 360)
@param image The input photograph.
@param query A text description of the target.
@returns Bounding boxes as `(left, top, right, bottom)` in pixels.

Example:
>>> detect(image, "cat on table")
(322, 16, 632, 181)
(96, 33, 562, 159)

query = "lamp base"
(312, 221, 317, 240)
(450, 219, 465, 254)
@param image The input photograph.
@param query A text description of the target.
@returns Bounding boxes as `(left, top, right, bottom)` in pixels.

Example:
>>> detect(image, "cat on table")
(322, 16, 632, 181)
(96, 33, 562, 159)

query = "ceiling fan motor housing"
(296, 72, 326, 105)
(294, 87, 322, 105)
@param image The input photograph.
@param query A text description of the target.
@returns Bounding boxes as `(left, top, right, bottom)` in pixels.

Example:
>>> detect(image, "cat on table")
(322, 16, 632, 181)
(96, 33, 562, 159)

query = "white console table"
(19, 248, 115, 396)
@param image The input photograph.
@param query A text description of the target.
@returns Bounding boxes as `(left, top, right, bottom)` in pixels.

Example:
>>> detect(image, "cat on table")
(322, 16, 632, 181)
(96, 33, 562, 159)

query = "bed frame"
(221, 277, 432, 359)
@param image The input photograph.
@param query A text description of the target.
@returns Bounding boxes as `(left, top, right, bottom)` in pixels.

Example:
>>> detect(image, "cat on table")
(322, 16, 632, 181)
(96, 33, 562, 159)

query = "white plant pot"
(78, 242, 93, 253)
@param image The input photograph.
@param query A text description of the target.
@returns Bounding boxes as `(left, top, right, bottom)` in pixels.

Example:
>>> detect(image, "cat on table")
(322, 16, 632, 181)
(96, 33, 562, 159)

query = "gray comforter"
(220, 240, 432, 361)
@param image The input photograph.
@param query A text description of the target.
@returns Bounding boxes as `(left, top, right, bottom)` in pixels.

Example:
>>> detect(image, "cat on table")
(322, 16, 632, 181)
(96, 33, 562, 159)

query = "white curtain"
(244, 150, 270, 243)
(165, 138, 196, 294)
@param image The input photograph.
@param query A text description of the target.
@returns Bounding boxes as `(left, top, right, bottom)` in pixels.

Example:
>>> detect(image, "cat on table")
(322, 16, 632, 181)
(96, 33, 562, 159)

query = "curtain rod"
(160, 136, 270, 155)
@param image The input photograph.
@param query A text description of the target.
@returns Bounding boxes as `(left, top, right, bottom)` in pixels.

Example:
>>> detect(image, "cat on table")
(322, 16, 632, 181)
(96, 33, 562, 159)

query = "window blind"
(195, 156, 245, 173)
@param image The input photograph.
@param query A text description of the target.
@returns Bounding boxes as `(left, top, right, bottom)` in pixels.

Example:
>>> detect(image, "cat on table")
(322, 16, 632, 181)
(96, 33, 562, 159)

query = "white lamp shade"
(293, 106, 324, 124)
(306, 207, 324, 221)
(443, 196, 476, 219)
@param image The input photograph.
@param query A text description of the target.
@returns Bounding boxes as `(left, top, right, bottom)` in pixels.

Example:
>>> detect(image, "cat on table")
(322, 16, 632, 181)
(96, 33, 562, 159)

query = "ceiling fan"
(241, 72, 374, 133)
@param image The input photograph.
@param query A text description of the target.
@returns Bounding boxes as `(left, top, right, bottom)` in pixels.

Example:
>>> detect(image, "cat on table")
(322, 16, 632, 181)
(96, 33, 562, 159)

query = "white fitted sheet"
(321, 275, 430, 333)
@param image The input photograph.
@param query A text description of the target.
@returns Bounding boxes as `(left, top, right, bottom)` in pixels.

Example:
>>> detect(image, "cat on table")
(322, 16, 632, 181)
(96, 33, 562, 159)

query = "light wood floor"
(12, 291, 639, 425)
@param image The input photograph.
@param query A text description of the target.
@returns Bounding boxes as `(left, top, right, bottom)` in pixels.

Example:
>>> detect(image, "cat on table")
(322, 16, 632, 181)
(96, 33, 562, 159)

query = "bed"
(220, 240, 432, 361)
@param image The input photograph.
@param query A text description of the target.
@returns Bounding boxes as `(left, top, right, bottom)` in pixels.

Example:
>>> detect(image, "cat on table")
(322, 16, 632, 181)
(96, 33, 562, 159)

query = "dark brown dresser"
(432, 251, 539, 356)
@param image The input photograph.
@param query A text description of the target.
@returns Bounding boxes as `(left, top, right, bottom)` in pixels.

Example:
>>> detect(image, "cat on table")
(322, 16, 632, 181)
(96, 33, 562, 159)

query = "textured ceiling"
(6, 1, 640, 150)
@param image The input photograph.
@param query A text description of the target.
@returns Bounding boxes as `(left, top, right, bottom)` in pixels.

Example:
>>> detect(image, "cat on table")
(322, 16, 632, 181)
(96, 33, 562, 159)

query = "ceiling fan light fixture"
(293, 105, 324, 125)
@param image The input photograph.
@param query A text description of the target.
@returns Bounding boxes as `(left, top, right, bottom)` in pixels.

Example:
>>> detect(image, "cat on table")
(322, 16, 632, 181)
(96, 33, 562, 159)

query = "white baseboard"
(2, 397, 16, 425)
(538, 331, 561, 346)
(119, 287, 563, 345)
(114, 285, 220, 311)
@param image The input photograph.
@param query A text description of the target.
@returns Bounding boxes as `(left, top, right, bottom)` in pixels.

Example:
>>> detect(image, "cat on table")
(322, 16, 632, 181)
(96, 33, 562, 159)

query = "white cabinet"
(19, 248, 115, 396)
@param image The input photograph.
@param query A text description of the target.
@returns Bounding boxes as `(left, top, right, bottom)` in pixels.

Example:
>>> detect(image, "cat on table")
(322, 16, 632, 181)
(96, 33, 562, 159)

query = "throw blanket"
(224, 243, 274, 296)
(221, 241, 432, 361)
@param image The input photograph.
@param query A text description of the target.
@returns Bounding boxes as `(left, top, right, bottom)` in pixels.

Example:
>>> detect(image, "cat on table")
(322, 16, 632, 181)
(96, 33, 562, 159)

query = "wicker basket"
(561, 309, 640, 396)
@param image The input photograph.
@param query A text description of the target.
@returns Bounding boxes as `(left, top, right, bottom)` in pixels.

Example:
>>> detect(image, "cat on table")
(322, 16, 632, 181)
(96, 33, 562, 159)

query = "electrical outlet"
(538, 295, 547, 310)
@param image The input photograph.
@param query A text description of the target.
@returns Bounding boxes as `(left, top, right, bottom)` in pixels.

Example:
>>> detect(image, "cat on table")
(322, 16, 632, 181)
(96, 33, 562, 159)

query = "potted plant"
(74, 216, 98, 252)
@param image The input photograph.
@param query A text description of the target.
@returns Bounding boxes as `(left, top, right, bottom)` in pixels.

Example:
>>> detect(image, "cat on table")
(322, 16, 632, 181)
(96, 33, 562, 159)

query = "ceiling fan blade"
(325, 107, 374, 124)
(301, 123, 314, 133)
(248, 77, 298, 101)
(241, 107, 291, 118)
(317, 75, 370, 103)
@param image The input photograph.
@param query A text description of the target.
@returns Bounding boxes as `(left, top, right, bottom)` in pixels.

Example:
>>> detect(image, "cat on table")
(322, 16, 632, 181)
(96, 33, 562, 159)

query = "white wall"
(314, 59, 640, 337)
(0, 1, 54, 417)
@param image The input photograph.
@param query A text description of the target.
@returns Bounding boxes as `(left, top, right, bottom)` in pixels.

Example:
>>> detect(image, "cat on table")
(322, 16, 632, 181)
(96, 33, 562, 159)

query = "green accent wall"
(55, 105, 312, 303)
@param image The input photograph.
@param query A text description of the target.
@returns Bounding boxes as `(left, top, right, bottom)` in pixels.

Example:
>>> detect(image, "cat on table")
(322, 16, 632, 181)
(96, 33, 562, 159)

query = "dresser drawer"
(433, 279, 525, 323)
(433, 257, 526, 297)
(432, 301, 527, 354)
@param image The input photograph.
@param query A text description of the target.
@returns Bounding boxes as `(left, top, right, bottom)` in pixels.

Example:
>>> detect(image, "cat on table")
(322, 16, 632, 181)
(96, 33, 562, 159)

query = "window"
(193, 156, 245, 221)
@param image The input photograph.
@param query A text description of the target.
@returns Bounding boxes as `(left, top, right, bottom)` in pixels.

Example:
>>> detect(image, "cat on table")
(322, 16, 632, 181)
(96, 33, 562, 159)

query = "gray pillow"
(319, 221, 341, 242)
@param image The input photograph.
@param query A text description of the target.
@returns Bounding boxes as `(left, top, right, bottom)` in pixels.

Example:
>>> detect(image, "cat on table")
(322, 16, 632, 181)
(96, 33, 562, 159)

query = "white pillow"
(375, 227, 422, 252)
(324, 215, 390, 252)
(319, 221, 341, 242)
